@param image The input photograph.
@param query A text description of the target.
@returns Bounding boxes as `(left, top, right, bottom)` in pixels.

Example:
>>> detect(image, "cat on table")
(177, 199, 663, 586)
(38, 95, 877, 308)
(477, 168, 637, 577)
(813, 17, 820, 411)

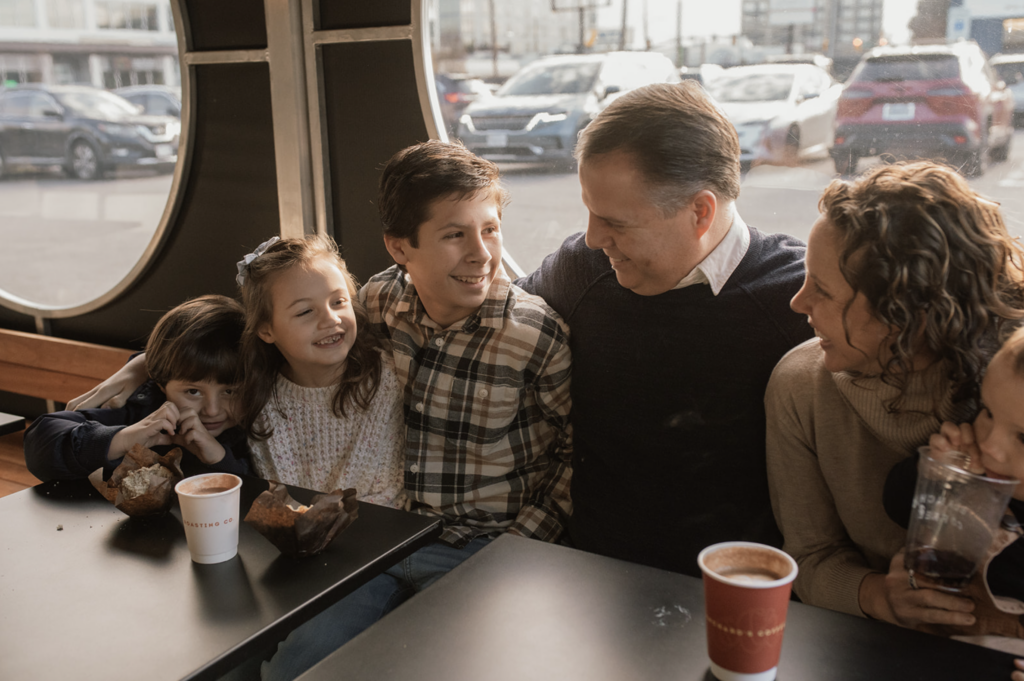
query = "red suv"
(831, 42, 1014, 176)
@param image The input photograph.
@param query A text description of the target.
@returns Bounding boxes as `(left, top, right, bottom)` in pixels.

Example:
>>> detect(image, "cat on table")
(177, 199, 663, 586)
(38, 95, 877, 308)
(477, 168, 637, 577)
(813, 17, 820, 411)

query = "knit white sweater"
(248, 356, 407, 508)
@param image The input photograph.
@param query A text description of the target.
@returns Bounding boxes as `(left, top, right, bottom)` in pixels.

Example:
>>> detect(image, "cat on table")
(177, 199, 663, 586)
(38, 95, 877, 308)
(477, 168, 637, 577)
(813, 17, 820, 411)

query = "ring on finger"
(908, 570, 919, 590)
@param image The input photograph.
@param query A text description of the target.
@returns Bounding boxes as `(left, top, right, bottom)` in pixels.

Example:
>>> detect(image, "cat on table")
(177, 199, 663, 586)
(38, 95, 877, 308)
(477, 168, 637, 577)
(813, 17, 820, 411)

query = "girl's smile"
(257, 256, 358, 388)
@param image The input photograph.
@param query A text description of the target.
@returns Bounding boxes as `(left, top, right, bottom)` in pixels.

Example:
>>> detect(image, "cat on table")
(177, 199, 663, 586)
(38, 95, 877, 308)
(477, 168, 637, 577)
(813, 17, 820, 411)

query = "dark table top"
(0, 477, 440, 681)
(300, 534, 1019, 681)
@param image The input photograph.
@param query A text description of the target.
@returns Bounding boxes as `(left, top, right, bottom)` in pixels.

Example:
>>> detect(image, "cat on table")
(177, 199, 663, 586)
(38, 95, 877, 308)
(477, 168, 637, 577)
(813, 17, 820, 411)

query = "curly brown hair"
(819, 161, 1024, 409)
(236, 234, 384, 440)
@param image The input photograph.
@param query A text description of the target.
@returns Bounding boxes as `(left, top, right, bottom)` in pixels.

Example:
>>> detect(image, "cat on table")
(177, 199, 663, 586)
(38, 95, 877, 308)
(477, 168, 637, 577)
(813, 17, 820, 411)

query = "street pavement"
(0, 169, 172, 310)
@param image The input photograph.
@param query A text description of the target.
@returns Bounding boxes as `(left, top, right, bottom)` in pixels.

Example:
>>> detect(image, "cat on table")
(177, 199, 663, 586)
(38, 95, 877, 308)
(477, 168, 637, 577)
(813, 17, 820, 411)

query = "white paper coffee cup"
(175, 473, 242, 564)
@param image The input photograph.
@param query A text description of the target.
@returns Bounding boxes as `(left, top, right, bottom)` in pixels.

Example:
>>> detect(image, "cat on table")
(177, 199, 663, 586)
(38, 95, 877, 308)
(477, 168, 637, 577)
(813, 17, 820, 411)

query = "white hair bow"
(236, 236, 280, 287)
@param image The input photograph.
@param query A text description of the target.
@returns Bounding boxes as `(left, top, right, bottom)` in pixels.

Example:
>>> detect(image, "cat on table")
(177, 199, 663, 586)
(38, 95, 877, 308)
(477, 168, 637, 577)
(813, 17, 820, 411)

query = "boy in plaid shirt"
(262, 140, 572, 681)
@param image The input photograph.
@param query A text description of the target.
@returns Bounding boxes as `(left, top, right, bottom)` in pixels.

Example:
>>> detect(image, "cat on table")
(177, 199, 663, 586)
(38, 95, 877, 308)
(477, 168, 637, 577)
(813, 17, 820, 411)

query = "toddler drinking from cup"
(884, 326, 1024, 672)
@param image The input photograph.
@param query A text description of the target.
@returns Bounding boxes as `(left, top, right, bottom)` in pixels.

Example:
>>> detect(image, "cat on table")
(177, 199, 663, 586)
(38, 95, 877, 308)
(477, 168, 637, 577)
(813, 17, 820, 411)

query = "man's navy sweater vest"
(520, 227, 813, 577)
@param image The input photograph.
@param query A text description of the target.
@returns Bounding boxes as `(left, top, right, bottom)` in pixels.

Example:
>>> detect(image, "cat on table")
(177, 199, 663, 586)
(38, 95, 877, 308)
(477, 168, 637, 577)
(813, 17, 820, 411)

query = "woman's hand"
(860, 550, 977, 628)
(1012, 658, 1024, 681)
(108, 401, 178, 460)
(67, 353, 149, 411)
(172, 408, 226, 466)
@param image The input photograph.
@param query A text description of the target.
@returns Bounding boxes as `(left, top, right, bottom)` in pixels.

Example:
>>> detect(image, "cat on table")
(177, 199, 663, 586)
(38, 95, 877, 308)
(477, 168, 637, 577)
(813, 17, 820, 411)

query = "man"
(518, 81, 813, 577)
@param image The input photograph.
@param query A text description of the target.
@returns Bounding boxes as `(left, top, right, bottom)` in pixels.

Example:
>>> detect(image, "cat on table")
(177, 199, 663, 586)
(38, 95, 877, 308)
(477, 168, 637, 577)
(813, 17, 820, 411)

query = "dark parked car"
(0, 85, 180, 180)
(114, 85, 182, 118)
(456, 51, 680, 164)
(831, 42, 1014, 176)
(435, 73, 491, 135)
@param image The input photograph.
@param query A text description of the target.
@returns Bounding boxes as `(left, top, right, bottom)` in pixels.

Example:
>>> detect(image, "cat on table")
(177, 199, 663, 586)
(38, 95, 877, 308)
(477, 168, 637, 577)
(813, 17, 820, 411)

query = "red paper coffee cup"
(698, 542, 798, 681)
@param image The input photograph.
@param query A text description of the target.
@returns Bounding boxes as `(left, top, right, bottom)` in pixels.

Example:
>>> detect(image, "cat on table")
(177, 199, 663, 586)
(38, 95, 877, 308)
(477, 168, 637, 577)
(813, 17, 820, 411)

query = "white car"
(707, 63, 842, 170)
(990, 53, 1024, 126)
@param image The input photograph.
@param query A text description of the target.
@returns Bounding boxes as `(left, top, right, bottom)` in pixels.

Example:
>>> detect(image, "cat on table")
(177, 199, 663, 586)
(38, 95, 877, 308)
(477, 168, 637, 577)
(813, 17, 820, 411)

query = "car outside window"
(711, 72, 794, 102)
(146, 94, 177, 116)
(798, 71, 825, 98)
(25, 92, 58, 117)
(498, 62, 601, 96)
(959, 52, 983, 92)
(53, 90, 137, 118)
(994, 61, 1024, 85)
(854, 55, 959, 82)
(602, 58, 671, 91)
(0, 92, 33, 115)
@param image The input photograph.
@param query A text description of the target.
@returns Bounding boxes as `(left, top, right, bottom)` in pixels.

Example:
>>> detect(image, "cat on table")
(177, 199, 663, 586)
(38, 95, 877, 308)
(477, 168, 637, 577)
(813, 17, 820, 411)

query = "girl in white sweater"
(236, 234, 406, 507)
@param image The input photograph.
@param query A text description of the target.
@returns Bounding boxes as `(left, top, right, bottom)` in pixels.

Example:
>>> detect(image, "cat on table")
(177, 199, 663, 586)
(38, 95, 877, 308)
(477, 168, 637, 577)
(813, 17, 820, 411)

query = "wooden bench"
(0, 328, 134, 497)
(0, 328, 134, 413)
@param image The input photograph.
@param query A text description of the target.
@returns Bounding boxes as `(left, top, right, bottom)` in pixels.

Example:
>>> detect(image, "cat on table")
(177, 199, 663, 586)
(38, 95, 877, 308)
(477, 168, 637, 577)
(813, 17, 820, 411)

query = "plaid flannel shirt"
(359, 264, 573, 547)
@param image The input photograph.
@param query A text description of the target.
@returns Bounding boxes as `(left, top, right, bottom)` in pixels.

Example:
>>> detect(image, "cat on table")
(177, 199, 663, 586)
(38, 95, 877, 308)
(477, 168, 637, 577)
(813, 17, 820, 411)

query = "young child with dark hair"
(884, 326, 1024, 670)
(25, 294, 251, 481)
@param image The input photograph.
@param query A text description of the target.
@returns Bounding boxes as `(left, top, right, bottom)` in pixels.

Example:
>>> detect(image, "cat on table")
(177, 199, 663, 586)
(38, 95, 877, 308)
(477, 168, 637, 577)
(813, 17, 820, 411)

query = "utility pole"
(579, 6, 586, 53)
(676, 0, 683, 66)
(490, 0, 498, 78)
(825, 0, 838, 58)
(643, 0, 650, 50)
(619, 0, 628, 50)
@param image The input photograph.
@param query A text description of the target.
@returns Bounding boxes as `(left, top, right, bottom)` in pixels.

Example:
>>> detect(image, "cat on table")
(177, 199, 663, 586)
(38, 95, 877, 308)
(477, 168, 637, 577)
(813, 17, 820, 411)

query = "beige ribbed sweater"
(248, 356, 407, 508)
(766, 338, 970, 617)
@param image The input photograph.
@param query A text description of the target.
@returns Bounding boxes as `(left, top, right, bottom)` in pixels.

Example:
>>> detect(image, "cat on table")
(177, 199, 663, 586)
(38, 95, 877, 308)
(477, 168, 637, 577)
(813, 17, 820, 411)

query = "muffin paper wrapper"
(243, 481, 359, 557)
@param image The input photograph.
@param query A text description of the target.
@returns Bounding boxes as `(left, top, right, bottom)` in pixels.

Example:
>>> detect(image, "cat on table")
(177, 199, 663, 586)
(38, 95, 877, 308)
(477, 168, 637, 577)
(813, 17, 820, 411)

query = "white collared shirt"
(672, 208, 751, 295)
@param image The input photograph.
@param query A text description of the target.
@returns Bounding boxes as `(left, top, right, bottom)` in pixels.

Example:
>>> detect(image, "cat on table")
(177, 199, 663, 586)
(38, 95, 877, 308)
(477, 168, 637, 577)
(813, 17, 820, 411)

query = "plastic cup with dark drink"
(904, 446, 1018, 592)
(175, 473, 243, 564)
(697, 542, 798, 681)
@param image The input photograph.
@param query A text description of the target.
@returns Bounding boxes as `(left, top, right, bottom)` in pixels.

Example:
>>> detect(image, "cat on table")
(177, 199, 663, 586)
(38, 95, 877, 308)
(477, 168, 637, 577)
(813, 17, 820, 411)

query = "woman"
(766, 161, 1024, 628)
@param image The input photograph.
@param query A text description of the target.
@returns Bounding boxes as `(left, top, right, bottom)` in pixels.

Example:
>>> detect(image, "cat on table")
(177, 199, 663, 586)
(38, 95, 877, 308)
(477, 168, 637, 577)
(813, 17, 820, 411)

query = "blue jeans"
(260, 536, 491, 681)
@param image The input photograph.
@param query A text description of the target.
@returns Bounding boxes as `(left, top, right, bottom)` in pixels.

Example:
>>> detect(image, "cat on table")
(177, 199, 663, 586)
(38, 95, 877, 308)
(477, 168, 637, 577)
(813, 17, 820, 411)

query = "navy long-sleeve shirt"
(24, 380, 251, 482)
(517, 227, 812, 576)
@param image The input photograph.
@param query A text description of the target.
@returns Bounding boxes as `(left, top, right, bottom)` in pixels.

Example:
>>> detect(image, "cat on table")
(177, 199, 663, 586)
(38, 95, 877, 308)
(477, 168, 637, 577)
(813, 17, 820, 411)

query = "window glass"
(0, 0, 181, 311)
(0, 92, 32, 115)
(48, 0, 87, 29)
(601, 56, 678, 91)
(852, 55, 959, 82)
(0, 0, 35, 27)
(54, 89, 139, 117)
(710, 72, 794, 102)
(994, 61, 1024, 84)
(25, 92, 59, 117)
(499, 61, 601, 96)
(147, 93, 176, 115)
(95, 1, 158, 30)
(428, 0, 1022, 279)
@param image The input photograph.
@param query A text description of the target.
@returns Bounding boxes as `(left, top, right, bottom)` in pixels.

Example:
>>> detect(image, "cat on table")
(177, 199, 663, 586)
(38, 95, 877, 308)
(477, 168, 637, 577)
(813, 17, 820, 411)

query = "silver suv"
(456, 51, 680, 164)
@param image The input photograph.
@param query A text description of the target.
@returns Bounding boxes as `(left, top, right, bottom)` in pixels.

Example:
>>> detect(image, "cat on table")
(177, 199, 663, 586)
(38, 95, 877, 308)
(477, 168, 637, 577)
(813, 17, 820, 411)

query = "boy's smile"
(384, 190, 503, 329)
